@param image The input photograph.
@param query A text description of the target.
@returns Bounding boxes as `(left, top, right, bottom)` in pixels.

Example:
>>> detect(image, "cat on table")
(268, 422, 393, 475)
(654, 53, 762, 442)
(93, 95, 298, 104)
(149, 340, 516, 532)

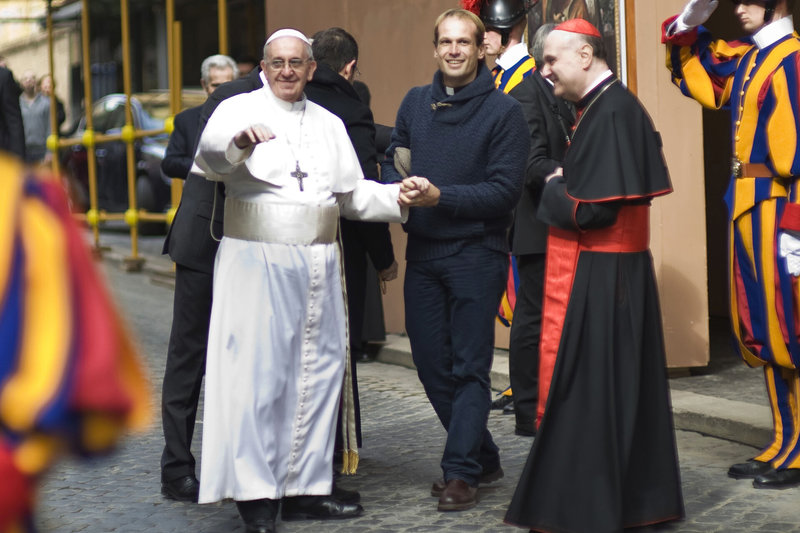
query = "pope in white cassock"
(191, 29, 407, 532)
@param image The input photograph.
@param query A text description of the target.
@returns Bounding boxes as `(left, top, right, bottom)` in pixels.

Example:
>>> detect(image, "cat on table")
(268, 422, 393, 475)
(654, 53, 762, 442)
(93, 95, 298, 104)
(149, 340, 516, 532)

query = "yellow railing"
(42, 0, 228, 271)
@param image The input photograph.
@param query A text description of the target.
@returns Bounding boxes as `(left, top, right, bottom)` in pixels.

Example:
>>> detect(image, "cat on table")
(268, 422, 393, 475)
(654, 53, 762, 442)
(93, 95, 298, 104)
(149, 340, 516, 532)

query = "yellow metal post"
(81, 0, 101, 250)
(218, 0, 228, 56)
(45, 0, 59, 177)
(168, 21, 184, 220)
(119, 0, 144, 271)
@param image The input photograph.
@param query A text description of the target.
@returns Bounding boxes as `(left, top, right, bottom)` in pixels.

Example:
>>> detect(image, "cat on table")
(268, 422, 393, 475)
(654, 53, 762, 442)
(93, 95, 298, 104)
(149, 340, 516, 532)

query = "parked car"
(61, 91, 206, 233)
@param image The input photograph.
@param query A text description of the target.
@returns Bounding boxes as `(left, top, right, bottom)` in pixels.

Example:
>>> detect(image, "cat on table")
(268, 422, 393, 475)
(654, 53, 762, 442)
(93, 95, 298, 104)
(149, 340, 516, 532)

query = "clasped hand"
(398, 176, 440, 207)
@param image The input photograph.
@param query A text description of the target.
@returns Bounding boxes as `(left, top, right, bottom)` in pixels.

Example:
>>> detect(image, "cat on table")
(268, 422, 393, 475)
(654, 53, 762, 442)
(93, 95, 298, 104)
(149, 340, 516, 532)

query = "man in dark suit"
(505, 23, 574, 436)
(304, 27, 398, 457)
(0, 66, 25, 159)
(159, 54, 237, 503)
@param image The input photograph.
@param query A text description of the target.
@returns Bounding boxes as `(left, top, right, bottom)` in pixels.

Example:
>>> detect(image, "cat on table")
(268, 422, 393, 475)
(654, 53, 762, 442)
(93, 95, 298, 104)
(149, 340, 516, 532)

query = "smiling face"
(434, 15, 485, 88)
(261, 36, 316, 102)
(539, 30, 589, 102)
(734, 1, 768, 33)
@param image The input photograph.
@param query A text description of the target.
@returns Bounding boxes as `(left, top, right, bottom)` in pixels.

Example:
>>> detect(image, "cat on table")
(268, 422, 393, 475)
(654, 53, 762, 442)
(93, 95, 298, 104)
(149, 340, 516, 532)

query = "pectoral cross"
(291, 162, 308, 191)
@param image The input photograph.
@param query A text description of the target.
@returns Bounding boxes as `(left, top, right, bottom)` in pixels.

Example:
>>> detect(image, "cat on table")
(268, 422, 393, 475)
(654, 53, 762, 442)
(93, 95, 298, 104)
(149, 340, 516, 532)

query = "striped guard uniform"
(663, 14, 800, 471)
(494, 41, 535, 326)
(0, 156, 150, 532)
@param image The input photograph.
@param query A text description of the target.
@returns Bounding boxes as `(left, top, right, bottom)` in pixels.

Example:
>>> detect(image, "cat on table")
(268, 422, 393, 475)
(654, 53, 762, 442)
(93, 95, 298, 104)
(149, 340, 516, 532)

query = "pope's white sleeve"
(337, 180, 408, 223)
(194, 98, 254, 181)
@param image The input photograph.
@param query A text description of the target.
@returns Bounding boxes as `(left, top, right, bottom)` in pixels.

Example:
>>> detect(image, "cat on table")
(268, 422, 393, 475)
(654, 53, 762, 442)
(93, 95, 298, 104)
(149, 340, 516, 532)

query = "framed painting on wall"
(527, 0, 627, 84)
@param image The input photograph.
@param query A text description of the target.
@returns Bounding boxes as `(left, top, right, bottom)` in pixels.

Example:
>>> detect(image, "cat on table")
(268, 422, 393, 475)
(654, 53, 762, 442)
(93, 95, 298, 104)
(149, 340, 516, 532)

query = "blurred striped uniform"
(664, 15, 800, 471)
(0, 157, 149, 532)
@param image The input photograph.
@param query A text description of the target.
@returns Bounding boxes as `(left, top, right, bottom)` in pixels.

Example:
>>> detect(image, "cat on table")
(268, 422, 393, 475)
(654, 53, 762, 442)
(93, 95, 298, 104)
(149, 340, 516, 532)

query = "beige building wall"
(634, 1, 710, 367)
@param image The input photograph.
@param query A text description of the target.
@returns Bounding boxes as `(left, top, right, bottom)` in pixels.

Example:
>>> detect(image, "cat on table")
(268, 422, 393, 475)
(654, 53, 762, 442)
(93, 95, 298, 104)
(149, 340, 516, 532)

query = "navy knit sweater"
(381, 63, 529, 261)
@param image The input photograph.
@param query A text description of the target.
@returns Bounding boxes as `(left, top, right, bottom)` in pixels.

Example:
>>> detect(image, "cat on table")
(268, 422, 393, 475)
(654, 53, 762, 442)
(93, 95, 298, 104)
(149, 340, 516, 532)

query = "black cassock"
(505, 77, 684, 533)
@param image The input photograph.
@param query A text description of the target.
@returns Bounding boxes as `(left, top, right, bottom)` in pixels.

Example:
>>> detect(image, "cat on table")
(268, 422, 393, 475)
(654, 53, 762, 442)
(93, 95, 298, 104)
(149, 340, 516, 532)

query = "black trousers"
(508, 253, 545, 430)
(161, 264, 213, 482)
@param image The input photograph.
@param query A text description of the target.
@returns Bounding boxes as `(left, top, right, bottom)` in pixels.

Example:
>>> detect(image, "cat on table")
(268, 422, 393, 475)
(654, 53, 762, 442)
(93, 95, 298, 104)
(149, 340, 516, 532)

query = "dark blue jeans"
(404, 244, 508, 485)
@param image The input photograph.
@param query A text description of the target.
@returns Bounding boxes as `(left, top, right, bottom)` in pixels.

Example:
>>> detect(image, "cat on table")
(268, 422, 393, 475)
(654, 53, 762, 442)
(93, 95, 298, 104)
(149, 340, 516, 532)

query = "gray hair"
(263, 38, 314, 62)
(531, 23, 557, 66)
(201, 54, 238, 84)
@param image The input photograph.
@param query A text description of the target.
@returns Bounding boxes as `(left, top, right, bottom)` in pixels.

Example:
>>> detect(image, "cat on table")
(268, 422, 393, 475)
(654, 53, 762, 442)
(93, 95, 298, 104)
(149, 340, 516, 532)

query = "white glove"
(671, 0, 719, 34)
(779, 232, 800, 276)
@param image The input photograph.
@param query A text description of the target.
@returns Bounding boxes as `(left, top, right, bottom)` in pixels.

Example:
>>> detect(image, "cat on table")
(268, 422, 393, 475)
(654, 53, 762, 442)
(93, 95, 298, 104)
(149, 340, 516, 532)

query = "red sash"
(536, 204, 650, 427)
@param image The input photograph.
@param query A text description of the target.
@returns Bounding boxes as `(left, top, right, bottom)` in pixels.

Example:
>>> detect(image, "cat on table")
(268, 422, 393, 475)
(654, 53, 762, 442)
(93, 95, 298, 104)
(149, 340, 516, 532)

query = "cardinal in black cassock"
(505, 19, 684, 533)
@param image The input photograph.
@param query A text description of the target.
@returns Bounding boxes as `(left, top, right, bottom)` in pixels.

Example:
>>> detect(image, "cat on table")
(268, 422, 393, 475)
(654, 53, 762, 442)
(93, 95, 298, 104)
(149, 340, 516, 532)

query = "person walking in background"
(38, 74, 65, 134)
(19, 70, 50, 164)
(505, 19, 683, 531)
(159, 54, 237, 504)
(0, 64, 24, 159)
(304, 26, 399, 469)
(663, 0, 800, 489)
(504, 22, 574, 437)
(381, 8, 529, 512)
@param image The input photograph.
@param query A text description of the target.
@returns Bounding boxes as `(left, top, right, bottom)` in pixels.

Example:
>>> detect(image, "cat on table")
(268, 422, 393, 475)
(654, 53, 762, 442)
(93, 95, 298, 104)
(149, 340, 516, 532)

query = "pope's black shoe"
(161, 475, 199, 502)
(332, 482, 361, 504)
(727, 460, 772, 479)
(281, 495, 363, 521)
(236, 498, 277, 533)
(753, 468, 800, 489)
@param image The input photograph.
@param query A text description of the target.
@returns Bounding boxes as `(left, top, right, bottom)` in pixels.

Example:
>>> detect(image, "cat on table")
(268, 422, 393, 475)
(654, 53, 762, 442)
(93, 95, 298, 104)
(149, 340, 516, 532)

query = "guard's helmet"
(480, 0, 530, 30)
(729, 0, 778, 23)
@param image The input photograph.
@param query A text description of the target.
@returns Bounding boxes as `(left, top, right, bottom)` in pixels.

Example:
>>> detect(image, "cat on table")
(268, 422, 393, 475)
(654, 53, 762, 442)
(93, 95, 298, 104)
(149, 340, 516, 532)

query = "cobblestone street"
(34, 260, 800, 532)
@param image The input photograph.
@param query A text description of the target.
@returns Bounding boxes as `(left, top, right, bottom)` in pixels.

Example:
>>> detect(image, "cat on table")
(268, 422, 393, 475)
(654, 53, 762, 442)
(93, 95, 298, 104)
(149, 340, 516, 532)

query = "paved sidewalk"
(32, 240, 796, 533)
(101, 238, 775, 452)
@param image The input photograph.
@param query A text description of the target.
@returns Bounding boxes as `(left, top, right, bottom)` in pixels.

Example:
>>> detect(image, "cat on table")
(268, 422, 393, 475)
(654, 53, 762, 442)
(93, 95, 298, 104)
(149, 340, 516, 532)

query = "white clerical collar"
(496, 42, 530, 70)
(753, 15, 794, 49)
(260, 71, 306, 112)
(580, 69, 613, 99)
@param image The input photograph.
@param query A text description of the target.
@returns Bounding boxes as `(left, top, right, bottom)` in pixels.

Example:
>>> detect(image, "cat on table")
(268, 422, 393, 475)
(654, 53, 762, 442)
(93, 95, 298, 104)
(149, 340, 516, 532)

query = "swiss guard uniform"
(663, 4, 800, 487)
(492, 41, 535, 93)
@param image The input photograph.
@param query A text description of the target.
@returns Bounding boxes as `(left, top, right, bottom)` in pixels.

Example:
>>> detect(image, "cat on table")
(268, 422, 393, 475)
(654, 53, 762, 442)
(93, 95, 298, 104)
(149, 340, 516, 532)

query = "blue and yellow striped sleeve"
(662, 15, 751, 110)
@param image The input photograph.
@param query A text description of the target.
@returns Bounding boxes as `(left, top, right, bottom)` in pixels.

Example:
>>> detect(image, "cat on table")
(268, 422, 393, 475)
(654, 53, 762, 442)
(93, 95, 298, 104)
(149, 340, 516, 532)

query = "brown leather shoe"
(431, 466, 503, 497)
(437, 479, 477, 512)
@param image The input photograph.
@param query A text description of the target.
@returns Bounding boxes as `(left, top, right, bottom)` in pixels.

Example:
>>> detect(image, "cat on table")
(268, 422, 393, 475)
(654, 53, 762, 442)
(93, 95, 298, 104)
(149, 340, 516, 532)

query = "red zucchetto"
(554, 18, 602, 38)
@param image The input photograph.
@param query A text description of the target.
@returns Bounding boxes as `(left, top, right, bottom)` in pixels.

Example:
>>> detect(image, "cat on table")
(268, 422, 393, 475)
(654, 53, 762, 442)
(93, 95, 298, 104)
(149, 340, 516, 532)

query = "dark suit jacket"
(0, 67, 25, 159)
(508, 70, 574, 255)
(304, 63, 394, 270)
(161, 69, 265, 273)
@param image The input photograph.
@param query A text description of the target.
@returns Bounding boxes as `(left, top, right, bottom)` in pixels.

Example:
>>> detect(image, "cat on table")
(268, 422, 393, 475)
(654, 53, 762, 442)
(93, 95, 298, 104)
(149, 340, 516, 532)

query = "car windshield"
(81, 91, 205, 135)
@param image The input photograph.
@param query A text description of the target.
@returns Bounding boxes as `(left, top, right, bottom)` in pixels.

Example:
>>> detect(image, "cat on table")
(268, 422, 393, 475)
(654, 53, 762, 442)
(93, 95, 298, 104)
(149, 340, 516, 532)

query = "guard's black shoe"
(728, 460, 772, 479)
(281, 495, 363, 520)
(753, 468, 800, 489)
(491, 395, 513, 410)
(160, 475, 199, 502)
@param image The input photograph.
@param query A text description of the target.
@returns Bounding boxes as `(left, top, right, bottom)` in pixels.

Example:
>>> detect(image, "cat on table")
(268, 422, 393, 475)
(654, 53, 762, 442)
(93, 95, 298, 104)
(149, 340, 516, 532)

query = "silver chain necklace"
(284, 104, 307, 191)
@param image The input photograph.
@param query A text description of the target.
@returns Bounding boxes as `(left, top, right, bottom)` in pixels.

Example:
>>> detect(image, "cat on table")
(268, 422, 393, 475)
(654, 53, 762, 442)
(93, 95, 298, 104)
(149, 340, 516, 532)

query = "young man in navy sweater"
(384, 7, 529, 513)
